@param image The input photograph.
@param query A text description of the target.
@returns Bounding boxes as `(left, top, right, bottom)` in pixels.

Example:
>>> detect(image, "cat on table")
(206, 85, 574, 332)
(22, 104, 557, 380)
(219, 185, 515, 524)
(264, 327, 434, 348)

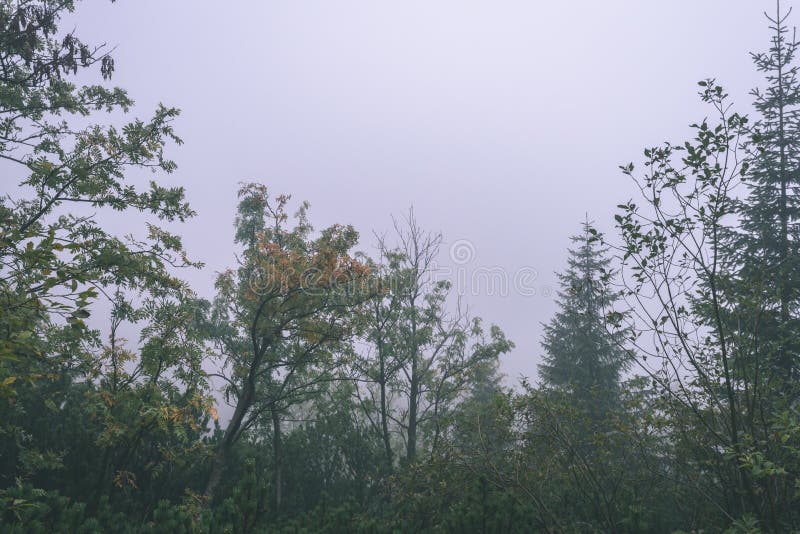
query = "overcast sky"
(62, 0, 773, 383)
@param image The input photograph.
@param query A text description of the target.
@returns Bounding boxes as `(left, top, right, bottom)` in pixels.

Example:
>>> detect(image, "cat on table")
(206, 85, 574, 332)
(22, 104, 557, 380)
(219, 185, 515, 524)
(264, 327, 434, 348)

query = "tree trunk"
(407, 353, 418, 462)
(204, 444, 229, 503)
(272, 407, 283, 514)
(380, 377, 393, 469)
(204, 383, 253, 502)
(406, 292, 420, 462)
(378, 339, 393, 470)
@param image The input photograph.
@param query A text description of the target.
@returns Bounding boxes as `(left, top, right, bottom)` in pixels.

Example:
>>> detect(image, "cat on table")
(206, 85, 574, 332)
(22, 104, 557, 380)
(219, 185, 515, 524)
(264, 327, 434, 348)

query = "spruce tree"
(538, 221, 628, 418)
(732, 1, 800, 380)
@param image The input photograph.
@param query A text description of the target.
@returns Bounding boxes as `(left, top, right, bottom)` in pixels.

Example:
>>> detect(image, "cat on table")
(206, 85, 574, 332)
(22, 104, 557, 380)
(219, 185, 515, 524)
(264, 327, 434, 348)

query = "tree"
(0, 0, 193, 391)
(203, 184, 372, 505)
(354, 245, 404, 471)
(356, 211, 512, 465)
(538, 220, 628, 421)
(727, 1, 800, 382)
(82, 289, 212, 513)
(614, 73, 800, 528)
(614, 78, 752, 523)
(0, 0, 203, 521)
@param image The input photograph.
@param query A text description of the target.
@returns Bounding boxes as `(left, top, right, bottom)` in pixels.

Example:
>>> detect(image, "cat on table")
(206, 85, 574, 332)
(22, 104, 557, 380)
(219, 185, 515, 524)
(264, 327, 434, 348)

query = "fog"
(70, 0, 765, 381)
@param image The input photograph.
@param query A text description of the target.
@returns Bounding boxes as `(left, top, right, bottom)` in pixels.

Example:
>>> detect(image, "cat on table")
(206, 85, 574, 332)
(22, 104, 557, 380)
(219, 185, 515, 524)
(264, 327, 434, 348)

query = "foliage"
(4, 1, 800, 533)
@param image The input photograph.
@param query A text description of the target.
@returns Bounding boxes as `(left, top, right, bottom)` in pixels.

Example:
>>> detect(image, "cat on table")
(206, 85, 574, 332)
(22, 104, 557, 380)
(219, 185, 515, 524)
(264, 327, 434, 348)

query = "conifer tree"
(538, 221, 628, 419)
(729, 1, 800, 380)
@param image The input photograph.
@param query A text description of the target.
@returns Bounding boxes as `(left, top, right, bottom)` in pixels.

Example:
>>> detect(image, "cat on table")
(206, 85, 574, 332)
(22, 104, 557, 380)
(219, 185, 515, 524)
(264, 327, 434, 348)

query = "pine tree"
(538, 221, 628, 418)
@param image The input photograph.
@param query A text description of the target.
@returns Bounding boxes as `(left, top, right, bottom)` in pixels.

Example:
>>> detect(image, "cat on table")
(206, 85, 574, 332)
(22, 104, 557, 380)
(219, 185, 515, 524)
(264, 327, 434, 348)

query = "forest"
(2, 1, 800, 532)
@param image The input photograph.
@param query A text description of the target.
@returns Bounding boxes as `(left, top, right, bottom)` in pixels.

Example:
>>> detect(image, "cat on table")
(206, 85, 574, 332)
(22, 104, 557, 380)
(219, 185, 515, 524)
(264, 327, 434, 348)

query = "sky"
(57, 0, 774, 383)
